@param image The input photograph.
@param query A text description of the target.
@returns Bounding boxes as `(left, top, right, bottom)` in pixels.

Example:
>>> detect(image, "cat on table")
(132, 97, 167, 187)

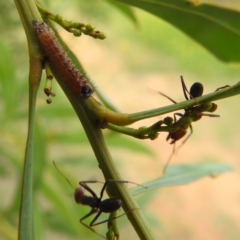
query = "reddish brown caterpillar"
(32, 20, 93, 99)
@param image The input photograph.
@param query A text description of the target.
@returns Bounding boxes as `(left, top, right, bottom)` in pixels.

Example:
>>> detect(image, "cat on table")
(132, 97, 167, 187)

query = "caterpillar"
(32, 20, 93, 99)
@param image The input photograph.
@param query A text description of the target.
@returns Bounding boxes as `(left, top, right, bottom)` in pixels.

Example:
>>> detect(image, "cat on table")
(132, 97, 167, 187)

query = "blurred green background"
(1, 0, 240, 239)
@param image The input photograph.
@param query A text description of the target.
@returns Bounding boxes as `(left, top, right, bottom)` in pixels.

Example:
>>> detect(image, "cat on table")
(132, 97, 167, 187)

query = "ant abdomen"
(190, 82, 204, 98)
(166, 129, 187, 144)
(99, 198, 122, 213)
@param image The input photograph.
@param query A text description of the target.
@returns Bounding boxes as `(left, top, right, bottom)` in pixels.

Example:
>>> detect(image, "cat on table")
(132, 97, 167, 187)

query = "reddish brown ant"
(158, 76, 220, 172)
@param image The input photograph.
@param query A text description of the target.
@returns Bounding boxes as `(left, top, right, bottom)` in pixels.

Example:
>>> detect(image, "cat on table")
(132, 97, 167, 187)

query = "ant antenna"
(53, 161, 75, 189)
(163, 143, 176, 174)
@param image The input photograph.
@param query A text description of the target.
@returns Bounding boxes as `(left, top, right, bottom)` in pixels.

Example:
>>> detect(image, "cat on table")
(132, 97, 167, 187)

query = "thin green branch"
(36, 3, 106, 39)
(128, 82, 240, 123)
(107, 211, 120, 240)
(54, 75, 155, 240)
(14, 1, 43, 240)
(130, 163, 232, 196)
(14, 0, 42, 52)
(84, 82, 240, 126)
(17, 58, 42, 240)
(29, 14, 155, 240)
(107, 121, 161, 139)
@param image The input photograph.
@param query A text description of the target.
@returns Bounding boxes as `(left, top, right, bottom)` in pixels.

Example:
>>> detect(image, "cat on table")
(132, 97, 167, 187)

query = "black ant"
(53, 162, 146, 239)
(158, 76, 221, 172)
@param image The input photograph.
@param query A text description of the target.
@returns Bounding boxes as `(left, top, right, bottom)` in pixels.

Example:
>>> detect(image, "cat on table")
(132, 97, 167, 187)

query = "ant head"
(74, 187, 85, 203)
(190, 82, 203, 98)
(163, 116, 174, 126)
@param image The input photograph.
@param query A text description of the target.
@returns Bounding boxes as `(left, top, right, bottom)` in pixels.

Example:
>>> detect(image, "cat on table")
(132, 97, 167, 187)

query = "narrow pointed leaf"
(131, 162, 232, 196)
(114, 0, 240, 62)
(107, 0, 139, 26)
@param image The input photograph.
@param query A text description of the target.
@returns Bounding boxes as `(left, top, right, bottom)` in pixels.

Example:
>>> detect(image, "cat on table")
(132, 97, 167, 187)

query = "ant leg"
(175, 125, 193, 154)
(79, 181, 105, 199)
(163, 113, 188, 174)
(80, 180, 105, 185)
(181, 124, 193, 145)
(174, 112, 183, 120)
(79, 180, 130, 201)
(180, 76, 190, 100)
(105, 180, 147, 189)
(80, 180, 147, 200)
(80, 208, 99, 223)
(80, 209, 106, 239)
(166, 113, 183, 144)
(163, 143, 176, 174)
(102, 180, 147, 199)
(91, 212, 129, 227)
(90, 208, 139, 227)
(202, 113, 220, 117)
(181, 76, 202, 105)
(164, 125, 192, 174)
(99, 180, 147, 200)
(215, 85, 230, 91)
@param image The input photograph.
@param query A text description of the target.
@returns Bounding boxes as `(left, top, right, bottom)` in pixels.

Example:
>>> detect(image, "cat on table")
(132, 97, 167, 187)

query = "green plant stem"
(17, 58, 42, 240)
(14, 0, 43, 240)
(14, 0, 42, 51)
(107, 121, 161, 139)
(82, 82, 240, 126)
(107, 211, 120, 240)
(128, 82, 240, 123)
(15, 0, 155, 238)
(36, 2, 106, 39)
(0, 212, 17, 240)
(53, 28, 119, 112)
(54, 79, 155, 240)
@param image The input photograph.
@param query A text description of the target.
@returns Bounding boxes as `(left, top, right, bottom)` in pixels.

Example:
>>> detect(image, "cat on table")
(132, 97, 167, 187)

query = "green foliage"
(130, 162, 232, 196)
(2, 0, 240, 240)
(106, 0, 139, 26)
(114, 0, 240, 62)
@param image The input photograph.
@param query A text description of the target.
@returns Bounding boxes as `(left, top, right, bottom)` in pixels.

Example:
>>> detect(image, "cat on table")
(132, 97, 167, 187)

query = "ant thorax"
(80, 195, 98, 208)
(74, 187, 98, 207)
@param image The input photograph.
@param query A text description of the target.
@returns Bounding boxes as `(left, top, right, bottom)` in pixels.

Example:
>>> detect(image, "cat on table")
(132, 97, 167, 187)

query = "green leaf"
(41, 179, 82, 235)
(18, 55, 42, 240)
(130, 162, 232, 196)
(37, 105, 75, 118)
(53, 130, 89, 144)
(106, 0, 139, 26)
(33, 122, 47, 191)
(33, 201, 43, 240)
(0, 212, 17, 240)
(0, 40, 17, 118)
(18, 93, 37, 240)
(114, 0, 240, 62)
